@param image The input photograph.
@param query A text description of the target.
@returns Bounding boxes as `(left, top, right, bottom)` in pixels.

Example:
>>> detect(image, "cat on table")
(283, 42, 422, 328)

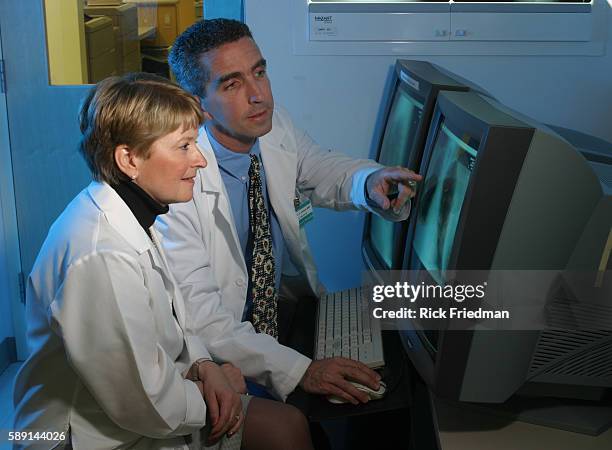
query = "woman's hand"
(220, 362, 247, 394)
(197, 361, 244, 444)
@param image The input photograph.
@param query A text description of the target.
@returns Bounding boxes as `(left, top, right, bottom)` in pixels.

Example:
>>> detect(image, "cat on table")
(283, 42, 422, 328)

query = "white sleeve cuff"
(177, 379, 208, 434)
(276, 355, 312, 402)
(350, 167, 379, 212)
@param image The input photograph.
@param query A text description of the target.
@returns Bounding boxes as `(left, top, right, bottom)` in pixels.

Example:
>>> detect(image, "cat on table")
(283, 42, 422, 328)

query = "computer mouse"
(327, 381, 387, 404)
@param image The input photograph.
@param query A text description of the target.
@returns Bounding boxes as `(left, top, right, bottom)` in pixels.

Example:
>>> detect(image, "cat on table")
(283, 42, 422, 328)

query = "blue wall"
(204, 0, 244, 21)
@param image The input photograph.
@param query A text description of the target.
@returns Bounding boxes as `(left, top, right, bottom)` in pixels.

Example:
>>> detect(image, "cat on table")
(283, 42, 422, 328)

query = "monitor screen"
(368, 86, 424, 268)
(378, 85, 424, 168)
(412, 119, 479, 284)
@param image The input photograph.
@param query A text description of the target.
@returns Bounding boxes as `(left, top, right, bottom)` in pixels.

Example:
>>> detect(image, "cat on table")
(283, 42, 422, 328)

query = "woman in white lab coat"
(12, 74, 313, 450)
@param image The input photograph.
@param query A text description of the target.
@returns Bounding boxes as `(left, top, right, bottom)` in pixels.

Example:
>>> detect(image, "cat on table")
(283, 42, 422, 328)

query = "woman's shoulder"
(33, 183, 140, 275)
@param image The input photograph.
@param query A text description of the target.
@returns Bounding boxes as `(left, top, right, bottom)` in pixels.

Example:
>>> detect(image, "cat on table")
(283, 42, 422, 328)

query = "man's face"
(200, 37, 274, 152)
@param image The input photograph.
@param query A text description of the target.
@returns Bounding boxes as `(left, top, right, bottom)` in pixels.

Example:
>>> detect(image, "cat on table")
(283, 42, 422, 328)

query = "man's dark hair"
(169, 18, 253, 98)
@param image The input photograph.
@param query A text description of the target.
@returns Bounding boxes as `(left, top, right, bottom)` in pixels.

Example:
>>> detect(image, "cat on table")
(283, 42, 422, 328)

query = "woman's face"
(133, 126, 206, 205)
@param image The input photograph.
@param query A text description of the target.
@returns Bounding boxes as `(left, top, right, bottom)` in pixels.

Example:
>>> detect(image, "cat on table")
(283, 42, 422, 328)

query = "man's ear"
(114, 145, 139, 180)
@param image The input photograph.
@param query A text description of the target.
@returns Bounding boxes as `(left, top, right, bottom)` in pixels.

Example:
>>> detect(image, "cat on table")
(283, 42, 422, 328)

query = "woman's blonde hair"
(79, 73, 204, 184)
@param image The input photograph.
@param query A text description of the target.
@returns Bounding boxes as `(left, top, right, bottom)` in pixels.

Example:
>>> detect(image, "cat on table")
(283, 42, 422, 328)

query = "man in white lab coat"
(157, 18, 421, 404)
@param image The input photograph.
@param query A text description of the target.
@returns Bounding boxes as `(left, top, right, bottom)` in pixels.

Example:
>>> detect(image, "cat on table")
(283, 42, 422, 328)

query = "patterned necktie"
(248, 154, 278, 338)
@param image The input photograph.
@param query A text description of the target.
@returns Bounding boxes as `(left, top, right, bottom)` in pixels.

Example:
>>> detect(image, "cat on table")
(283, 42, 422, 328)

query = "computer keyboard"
(314, 287, 384, 368)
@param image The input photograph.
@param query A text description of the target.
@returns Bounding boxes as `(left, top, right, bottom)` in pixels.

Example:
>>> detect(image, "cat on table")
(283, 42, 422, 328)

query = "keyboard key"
(314, 288, 384, 368)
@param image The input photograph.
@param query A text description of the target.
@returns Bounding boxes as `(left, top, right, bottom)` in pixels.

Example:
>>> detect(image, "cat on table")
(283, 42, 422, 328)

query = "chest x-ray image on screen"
(412, 121, 478, 284)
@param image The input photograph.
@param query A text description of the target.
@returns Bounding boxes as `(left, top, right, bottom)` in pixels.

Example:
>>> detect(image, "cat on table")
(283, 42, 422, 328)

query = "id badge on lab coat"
(294, 195, 314, 228)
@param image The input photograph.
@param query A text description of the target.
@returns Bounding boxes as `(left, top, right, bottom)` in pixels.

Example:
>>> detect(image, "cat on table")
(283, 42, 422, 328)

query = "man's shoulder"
(272, 104, 292, 122)
(264, 105, 300, 150)
(273, 104, 304, 134)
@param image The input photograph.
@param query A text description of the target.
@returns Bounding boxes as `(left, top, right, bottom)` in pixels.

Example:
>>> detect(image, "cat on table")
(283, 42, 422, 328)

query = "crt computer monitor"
(362, 60, 473, 272)
(396, 91, 611, 423)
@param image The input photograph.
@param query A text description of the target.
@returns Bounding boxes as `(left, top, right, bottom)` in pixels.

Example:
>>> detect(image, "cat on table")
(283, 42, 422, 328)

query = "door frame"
(0, 21, 26, 361)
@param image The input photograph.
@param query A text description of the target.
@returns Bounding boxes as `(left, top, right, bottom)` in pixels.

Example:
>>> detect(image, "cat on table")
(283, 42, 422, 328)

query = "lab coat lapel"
(260, 129, 300, 245)
(87, 182, 151, 254)
(260, 121, 320, 297)
(196, 128, 244, 260)
(149, 229, 188, 329)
